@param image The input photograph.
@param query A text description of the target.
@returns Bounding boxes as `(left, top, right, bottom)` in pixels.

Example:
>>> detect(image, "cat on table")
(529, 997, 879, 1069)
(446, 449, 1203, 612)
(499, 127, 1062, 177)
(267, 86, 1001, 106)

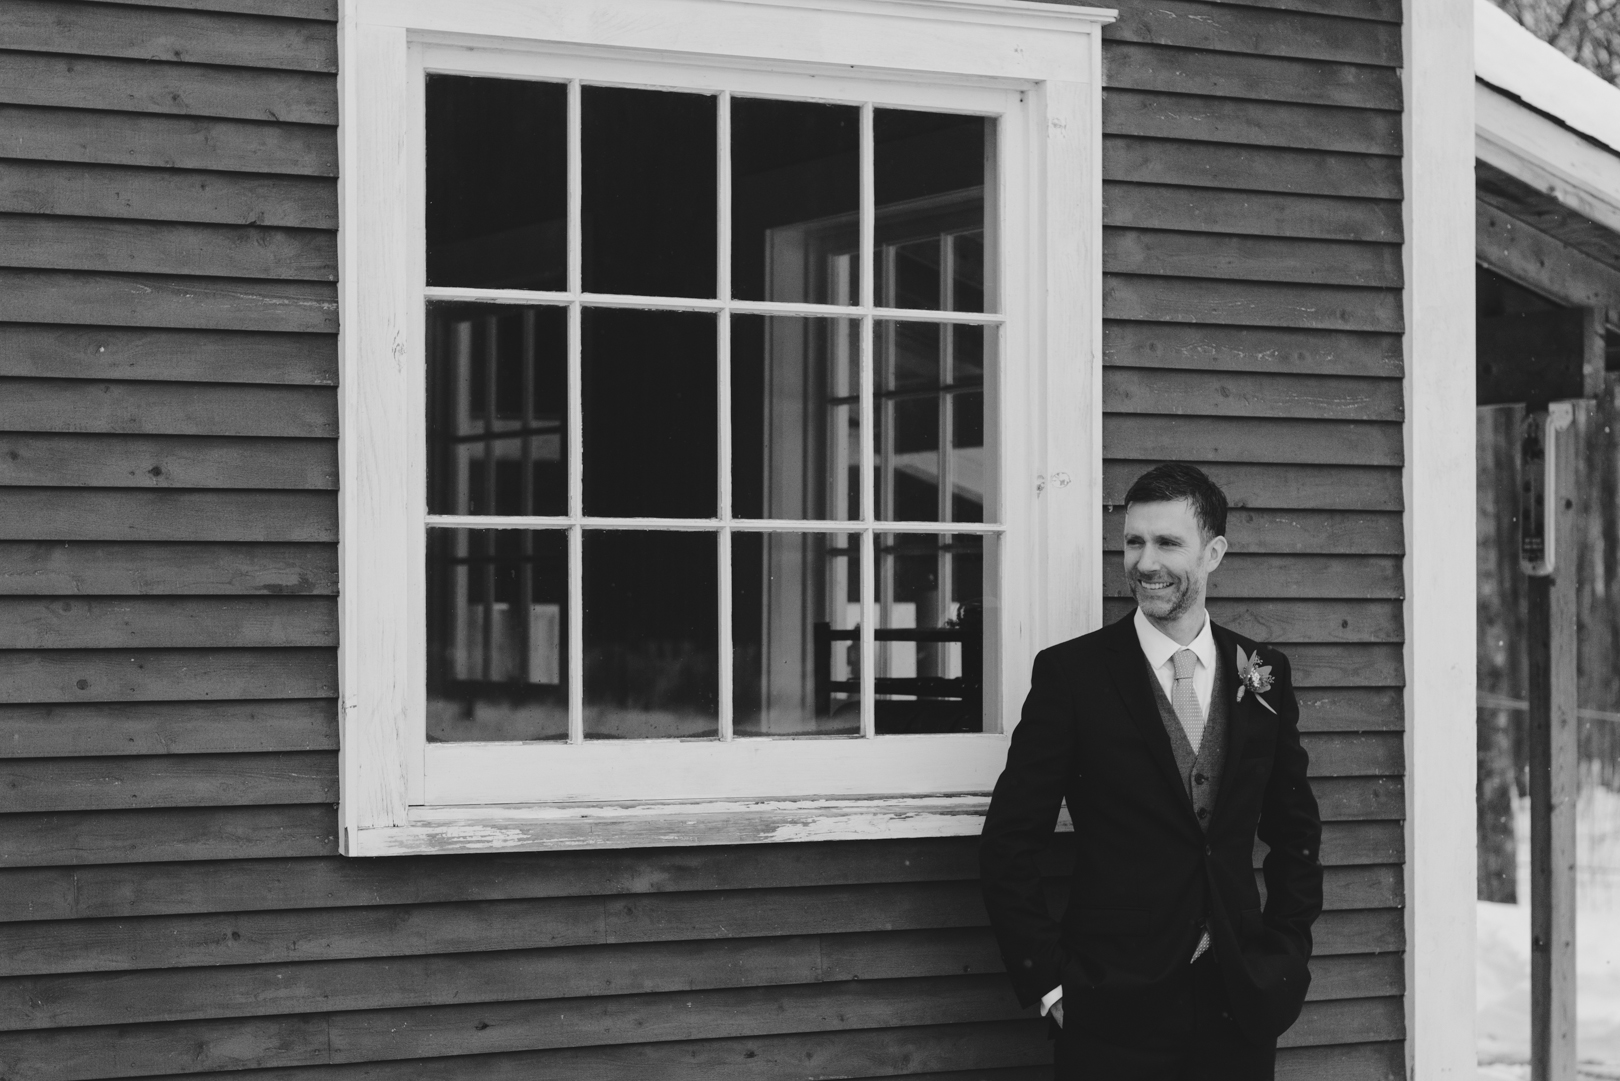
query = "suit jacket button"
(1204, 844, 1212, 856)
(1194, 773, 1206, 785)
(1196, 808, 1208, 820)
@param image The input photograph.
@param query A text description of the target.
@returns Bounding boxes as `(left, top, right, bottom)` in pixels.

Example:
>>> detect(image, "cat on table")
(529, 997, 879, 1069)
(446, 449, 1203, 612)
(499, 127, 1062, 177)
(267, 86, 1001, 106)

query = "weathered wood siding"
(0, 1, 1403, 1078)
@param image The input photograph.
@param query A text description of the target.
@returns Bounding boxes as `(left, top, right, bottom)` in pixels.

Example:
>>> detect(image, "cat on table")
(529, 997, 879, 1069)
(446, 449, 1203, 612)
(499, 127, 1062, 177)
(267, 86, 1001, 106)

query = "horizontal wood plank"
(1105, 414, 1403, 466)
(1105, 1, 1401, 66)
(1102, 599, 1404, 643)
(1279, 995, 1404, 1047)
(0, 1016, 1046, 1081)
(1104, 183, 1401, 243)
(1104, 553, 1405, 600)
(1277, 821, 1402, 868)
(1102, 42, 1401, 110)
(1103, 321, 1404, 378)
(0, 491, 335, 541)
(0, 268, 336, 333)
(5, 0, 337, 71)
(0, 699, 337, 759)
(0, 378, 335, 436)
(0, 752, 336, 813)
(1103, 507, 1404, 554)
(0, 804, 338, 868)
(1194, 0, 1400, 21)
(0, 49, 336, 123)
(1276, 644, 1404, 688)
(0, 214, 336, 281)
(0, 325, 336, 385)
(1276, 1040, 1404, 1081)
(0, 161, 337, 230)
(0, 838, 1400, 924)
(78, 0, 337, 18)
(1104, 275, 1403, 333)
(0, 105, 336, 176)
(1105, 90, 1400, 156)
(1306, 952, 1404, 1001)
(1104, 136, 1403, 199)
(1311, 776, 1403, 820)
(0, 596, 335, 649)
(1294, 687, 1405, 732)
(1304, 733, 1404, 777)
(0, 433, 336, 489)
(0, 647, 336, 704)
(1105, 368, 1402, 422)
(1102, 460, 1403, 512)
(0, 882, 987, 975)
(0, 541, 337, 596)
(0, 838, 992, 922)
(1104, 228, 1401, 287)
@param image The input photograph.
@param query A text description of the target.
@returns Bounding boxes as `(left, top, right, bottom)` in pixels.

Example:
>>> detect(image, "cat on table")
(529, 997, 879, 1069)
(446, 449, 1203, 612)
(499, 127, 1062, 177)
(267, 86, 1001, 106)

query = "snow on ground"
(1478, 784, 1620, 1079)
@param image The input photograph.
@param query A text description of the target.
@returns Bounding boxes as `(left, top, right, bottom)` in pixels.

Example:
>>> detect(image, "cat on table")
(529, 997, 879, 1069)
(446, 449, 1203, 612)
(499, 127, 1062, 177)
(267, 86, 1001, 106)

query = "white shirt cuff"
(1039, 985, 1063, 1016)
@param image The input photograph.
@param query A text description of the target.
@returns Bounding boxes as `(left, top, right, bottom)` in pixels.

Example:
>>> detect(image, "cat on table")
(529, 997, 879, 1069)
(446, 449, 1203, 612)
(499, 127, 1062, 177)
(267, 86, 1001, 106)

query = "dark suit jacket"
(979, 611, 1323, 1044)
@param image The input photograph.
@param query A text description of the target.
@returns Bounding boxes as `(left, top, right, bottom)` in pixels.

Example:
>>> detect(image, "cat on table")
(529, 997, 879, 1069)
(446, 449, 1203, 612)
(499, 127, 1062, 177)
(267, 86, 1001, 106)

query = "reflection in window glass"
(426, 76, 567, 291)
(877, 532, 985, 734)
(582, 308, 717, 518)
(582, 86, 716, 298)
(733, 532, 860, 736)
(732, 98, 860, 304)
(731, 315, 859, 521)
(427, 303, 567, 517)
(873, 109, 987, 312)
(427, 529, 569, 741)
(584, 531, 719, 739)
(875, 320, 989, 524)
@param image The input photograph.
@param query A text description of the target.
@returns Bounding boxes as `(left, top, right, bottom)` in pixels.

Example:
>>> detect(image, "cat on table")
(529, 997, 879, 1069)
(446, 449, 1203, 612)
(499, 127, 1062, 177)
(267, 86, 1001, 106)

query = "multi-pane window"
(422, 75, 1003, 746)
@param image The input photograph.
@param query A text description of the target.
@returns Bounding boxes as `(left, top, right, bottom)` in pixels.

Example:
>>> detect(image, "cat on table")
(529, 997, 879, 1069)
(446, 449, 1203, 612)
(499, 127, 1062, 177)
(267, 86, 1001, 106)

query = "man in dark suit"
(980, 463, 1322, 1080)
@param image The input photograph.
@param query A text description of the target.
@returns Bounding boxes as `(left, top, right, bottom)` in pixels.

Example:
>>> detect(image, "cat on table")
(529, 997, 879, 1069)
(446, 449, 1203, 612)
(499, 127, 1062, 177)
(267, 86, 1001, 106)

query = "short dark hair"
(1124, 463, 1228, 541)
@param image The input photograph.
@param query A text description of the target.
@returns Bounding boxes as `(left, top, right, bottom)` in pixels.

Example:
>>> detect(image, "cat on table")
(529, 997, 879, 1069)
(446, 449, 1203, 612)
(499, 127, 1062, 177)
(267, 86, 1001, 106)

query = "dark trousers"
(1053, 953, 1276, 1081)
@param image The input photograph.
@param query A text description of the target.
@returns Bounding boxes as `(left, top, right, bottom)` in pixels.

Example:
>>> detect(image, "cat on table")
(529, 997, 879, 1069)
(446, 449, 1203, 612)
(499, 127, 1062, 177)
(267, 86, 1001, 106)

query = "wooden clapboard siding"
(0, 1, 1406, 1079)
(1097, 2, 1405, 1073)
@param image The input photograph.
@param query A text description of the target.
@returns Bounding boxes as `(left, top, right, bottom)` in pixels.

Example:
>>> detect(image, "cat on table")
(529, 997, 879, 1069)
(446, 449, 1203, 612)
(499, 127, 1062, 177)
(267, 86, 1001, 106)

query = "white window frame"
(337, 0, 1112, 856)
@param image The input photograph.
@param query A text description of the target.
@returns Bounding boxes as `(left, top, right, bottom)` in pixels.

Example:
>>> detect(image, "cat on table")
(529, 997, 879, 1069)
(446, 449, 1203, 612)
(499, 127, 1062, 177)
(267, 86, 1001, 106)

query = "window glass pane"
(584, 531, 719, 739)
(877, 532, 986, 734)
(732, 531, 860, 737)
(731, 314, 859, 521)
(731, 98, 860, 304)
(426, 76, 566, 291)
(427, 303, 567, 517)
(583, 86, 717, 298)
(582, 308, 717, 518)
(873, 110, 987, 312)
(875, 320, 991, 524)
(427, 528, 569, 742)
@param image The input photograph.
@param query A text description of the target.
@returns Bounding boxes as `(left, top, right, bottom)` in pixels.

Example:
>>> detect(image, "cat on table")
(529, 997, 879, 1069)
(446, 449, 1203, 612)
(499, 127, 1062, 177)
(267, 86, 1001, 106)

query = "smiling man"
(979, 463, 1322, 1081)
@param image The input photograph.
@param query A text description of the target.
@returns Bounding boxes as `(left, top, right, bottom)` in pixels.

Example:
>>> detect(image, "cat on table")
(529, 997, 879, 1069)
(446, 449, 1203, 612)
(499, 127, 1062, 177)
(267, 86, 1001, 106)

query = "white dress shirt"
(1040, 607, 1215, 1021)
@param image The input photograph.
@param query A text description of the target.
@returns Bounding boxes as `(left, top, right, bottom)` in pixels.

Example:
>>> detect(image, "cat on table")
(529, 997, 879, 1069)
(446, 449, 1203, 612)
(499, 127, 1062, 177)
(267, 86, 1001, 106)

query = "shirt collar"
(1133, 607, 1216, 673)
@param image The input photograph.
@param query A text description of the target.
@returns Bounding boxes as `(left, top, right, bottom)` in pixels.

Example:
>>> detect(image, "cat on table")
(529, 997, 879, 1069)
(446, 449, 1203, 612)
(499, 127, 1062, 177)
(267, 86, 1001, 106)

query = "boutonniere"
(1235, 646, 1278, 715)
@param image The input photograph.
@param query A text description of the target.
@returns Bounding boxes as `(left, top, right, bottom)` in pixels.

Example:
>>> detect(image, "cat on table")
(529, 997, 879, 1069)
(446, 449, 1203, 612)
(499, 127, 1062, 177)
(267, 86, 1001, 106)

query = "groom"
(980, 464, 1322, 1080)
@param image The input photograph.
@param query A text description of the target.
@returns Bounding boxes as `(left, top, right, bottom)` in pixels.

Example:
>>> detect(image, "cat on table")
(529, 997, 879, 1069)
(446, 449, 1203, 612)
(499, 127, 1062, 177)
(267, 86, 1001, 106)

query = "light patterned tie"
(1172, 647, 1214, 963)
(1171, 648, 1204, 750)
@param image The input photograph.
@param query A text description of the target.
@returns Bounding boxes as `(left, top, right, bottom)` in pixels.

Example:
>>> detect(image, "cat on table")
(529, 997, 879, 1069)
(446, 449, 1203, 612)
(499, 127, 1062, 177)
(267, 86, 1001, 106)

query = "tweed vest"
(1145, 654, 1230, 830)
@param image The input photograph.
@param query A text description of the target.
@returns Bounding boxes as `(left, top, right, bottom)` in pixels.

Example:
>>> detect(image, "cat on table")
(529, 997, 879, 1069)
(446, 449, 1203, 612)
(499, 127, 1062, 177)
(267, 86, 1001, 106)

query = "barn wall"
(0, 0, 1404, 1078)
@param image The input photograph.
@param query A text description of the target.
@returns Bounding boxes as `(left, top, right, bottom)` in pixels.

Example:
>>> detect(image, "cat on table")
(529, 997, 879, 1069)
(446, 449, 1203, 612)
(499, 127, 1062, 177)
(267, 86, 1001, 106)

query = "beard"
(1130, 571, 1197, 622)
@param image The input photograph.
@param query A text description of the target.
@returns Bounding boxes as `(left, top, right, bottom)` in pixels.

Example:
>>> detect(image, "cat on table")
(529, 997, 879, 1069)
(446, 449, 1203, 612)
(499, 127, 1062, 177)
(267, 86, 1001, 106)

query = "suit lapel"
(1104, 613, 1197, 819)
(1209, 621, 1263, 828)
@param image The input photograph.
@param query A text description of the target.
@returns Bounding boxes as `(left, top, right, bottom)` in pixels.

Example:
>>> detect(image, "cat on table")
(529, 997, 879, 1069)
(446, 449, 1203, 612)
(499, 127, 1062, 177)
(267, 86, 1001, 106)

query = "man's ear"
(1204, 534, 1228, 571)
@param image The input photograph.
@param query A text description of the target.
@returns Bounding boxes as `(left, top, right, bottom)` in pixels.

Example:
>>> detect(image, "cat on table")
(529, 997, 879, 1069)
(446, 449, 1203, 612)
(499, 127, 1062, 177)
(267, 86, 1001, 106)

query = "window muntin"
(422, 72, 1006, 747)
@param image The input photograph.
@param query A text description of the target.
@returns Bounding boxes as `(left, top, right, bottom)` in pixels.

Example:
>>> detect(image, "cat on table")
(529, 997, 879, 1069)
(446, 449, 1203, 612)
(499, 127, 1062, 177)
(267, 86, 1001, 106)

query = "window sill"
(343, 794, 1003, 856)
